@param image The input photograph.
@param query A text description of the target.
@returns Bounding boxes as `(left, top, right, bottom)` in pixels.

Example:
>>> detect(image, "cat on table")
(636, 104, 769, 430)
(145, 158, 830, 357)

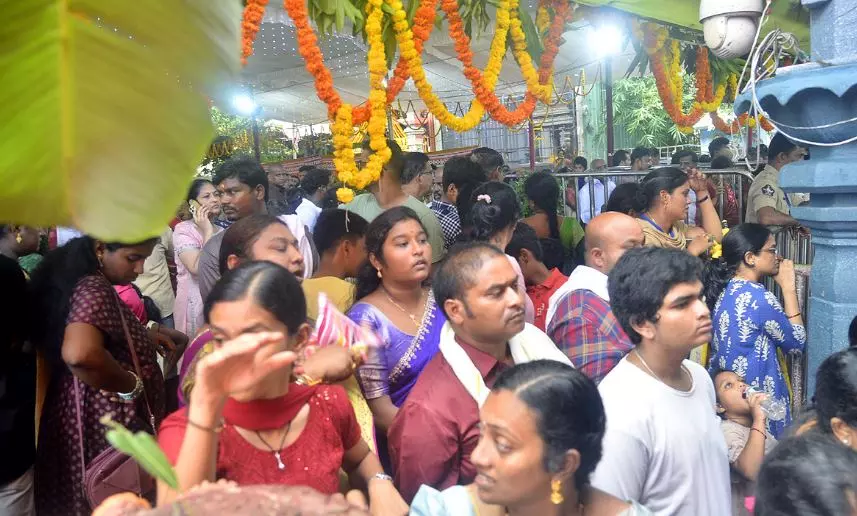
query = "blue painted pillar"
(736, 0, 857, 393)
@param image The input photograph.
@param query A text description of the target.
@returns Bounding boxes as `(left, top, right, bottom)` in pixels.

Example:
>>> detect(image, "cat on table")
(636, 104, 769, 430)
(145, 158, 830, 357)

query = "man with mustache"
(197, 157, 314, 301)
(386, 242, 571, 502)
(591, 247, 730, 515)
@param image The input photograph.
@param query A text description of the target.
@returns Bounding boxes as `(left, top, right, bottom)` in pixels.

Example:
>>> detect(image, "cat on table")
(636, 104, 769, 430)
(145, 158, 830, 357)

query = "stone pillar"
(735, 0, 857, 393)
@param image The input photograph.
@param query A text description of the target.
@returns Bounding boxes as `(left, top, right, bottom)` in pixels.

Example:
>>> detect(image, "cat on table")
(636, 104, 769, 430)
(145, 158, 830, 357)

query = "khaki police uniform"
(746, 165, 791, 224)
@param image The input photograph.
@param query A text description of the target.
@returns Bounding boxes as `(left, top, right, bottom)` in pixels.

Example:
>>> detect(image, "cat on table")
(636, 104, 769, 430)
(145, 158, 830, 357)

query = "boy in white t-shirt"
(591, 247, 731, 516)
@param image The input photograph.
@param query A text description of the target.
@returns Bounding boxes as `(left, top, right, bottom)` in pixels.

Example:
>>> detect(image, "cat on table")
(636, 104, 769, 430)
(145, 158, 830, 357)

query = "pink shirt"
(114, 285, 147, 324)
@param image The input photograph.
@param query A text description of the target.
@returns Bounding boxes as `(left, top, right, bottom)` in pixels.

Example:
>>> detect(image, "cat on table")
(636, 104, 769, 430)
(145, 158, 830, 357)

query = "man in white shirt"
(592, 247, 731, 515)
(577, 159, 615, 224)
(294, 167, 331, 233)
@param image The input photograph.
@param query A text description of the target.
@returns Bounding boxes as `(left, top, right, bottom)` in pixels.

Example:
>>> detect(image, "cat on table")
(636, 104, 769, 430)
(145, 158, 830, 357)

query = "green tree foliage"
(612, 75, 699, 148)
(207, 107, 295, 165)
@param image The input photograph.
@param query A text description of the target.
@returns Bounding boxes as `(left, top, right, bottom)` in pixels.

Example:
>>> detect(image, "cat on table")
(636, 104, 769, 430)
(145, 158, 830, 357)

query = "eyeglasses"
(761, 247, 778, 255)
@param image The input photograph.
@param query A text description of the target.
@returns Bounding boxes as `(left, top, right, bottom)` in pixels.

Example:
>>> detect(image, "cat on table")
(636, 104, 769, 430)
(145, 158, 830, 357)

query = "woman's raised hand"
(194, 203, 215, 236)
(194, 332, 297, 403)
(774, 259, 797, 293)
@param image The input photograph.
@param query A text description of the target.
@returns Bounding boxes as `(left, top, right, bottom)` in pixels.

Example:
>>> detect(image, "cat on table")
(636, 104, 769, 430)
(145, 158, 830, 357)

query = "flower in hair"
(477, 194, 492, 204)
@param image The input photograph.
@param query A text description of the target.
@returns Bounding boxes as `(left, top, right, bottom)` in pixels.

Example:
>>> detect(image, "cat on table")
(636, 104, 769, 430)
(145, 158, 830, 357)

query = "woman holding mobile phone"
(173, 179, 222, 339)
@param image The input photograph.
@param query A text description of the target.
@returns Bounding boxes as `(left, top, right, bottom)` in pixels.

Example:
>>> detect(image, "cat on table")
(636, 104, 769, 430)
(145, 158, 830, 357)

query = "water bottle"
(744, 387, 786, 421)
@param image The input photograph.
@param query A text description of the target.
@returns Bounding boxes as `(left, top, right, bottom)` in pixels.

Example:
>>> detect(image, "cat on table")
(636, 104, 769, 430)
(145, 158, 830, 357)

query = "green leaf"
(0, 1, 240, 242)
(101, 416, 179, 490)
(517, 5, 543, 63)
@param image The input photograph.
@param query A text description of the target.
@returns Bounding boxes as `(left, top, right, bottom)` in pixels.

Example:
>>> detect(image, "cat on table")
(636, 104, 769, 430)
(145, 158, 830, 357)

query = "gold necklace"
(382, 286, 425, 328)
(633, 349, 693, 390)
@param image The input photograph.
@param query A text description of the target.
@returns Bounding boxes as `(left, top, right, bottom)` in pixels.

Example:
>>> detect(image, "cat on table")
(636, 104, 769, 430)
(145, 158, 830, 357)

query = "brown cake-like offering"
(92, 482, 370, 516)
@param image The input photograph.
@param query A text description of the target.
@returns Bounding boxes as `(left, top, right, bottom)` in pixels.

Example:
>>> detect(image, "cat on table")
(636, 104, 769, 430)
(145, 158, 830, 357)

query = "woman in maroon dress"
(29, 236, 183, 515)
(157, 261, 408, 515)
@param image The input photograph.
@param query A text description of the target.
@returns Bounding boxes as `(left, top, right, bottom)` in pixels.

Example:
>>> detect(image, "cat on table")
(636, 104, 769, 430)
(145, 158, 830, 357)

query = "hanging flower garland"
(353, 0, 438, 124)
(241, 0, 269, 65)
(710, 111, 775, 133)
(509, 0, 567, 102)
(281, 0, 390, 200)
(387, 0, 568, 130)
(331, 0, 391, 201)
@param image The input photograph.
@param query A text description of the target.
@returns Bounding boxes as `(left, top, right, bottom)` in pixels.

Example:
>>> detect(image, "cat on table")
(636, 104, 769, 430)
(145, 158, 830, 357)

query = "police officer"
(746, 133, 807, 228)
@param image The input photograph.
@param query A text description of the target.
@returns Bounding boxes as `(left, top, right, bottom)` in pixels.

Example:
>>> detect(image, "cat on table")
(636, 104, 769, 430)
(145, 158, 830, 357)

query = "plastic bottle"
(744, 387, 786, 421)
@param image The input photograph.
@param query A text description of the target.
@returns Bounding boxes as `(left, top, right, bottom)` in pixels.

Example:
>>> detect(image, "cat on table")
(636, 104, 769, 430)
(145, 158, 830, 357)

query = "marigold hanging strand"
(241, 0, 270, 65)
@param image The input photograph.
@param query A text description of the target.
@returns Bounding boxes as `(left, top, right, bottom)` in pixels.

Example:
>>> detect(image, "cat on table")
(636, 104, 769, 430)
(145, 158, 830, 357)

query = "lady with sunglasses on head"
(703, 223, 806, 438)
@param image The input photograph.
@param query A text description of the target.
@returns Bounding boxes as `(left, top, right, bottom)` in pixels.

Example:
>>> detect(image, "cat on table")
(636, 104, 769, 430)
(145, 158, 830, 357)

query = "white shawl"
(545, 265, 610, 330)
(438, 321, 572, 407)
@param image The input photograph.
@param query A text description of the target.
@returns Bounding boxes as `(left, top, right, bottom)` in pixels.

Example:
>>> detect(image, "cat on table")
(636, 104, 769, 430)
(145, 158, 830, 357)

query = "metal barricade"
(553, 168, 756, 225)
(765, 228, 814, 413)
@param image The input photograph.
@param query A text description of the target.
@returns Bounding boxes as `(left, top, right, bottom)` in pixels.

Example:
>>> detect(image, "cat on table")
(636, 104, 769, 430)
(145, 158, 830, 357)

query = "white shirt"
(295, 197, 322, 233)
(685, 189, 698, 225)
(592, 358, 731, 516)
(577, 178, 616, 224)
(545, 265, 609, 329)
(56, 227, 83, 246)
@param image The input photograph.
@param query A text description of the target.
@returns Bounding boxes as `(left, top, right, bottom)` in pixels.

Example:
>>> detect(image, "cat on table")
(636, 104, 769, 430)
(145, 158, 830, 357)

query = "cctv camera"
(699, 0, 764, 59)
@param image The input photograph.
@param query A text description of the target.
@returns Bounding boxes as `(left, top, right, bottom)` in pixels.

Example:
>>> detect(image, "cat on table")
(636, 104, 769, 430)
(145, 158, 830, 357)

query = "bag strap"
(73, 377, 88, 478)
(111, 287, 157, 434)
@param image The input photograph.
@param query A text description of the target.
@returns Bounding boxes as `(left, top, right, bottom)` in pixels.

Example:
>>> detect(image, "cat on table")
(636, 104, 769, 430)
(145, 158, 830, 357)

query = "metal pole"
(605, 57, 615, 160)
(528, 118, 536, 171)
(251, 117, 262, 162)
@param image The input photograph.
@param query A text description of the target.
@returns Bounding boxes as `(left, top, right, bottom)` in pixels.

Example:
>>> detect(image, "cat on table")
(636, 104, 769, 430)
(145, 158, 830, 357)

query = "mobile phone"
(189, 199, 201, 216)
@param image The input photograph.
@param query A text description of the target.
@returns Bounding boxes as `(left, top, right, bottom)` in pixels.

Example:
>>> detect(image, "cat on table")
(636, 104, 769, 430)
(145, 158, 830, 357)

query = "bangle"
(370, 473, 393, 483)
(696, 195, 710, 204)
(751, 428, 767, 439)
(295, 374, 322, 386)
(786, 312, 801, 318)
(186, 417, 225, 434)
(117, 372, 143, 401)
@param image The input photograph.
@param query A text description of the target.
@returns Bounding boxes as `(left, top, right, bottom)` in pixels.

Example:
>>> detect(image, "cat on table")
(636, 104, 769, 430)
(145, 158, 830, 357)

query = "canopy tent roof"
(240, 2, 638, 125)
(237, 0, 809, 126)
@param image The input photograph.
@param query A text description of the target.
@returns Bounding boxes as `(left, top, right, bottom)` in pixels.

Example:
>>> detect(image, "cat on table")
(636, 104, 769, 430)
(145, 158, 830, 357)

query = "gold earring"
(97, 253, 104, 268)
(376, 269, 382, 279)
(550, 479, 564, 505)
(15, 233, 23, 244)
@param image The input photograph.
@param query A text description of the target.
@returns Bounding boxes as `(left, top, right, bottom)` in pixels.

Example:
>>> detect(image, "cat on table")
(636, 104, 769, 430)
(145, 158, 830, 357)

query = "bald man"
(546, 212, 644, 383)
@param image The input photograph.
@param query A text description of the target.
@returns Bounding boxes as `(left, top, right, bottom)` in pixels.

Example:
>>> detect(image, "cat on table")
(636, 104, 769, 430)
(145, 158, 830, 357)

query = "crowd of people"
(1, 134, 856, 516)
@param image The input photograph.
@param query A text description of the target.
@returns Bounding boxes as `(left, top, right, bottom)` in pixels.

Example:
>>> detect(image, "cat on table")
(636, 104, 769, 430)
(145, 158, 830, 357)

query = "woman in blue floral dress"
(704, 224, 806, 437)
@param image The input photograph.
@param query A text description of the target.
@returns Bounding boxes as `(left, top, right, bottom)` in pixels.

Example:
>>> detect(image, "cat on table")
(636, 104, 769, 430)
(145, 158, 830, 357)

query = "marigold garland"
(352, 0, 437, 124)
(387, 0, 568, 130)
(331, 0, 391, 201)
(710, 111, 775, 134)
(241, 0, 269, 65)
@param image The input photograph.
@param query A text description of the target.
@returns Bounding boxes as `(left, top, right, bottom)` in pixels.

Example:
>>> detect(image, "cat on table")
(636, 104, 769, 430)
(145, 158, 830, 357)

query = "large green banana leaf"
(0, 0, 240, 242)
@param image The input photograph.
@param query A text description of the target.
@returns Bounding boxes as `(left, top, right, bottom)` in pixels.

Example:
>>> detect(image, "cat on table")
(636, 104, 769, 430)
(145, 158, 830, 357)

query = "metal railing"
(769, 228, 814, 413)
(553, 168, 757, 225)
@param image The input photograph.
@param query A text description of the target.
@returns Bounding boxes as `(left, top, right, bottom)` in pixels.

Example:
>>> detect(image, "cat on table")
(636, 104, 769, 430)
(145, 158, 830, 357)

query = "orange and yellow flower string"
(282, 0, 390, 200)
(245, 0, 570, 198)
(635, 21, 774, 134)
